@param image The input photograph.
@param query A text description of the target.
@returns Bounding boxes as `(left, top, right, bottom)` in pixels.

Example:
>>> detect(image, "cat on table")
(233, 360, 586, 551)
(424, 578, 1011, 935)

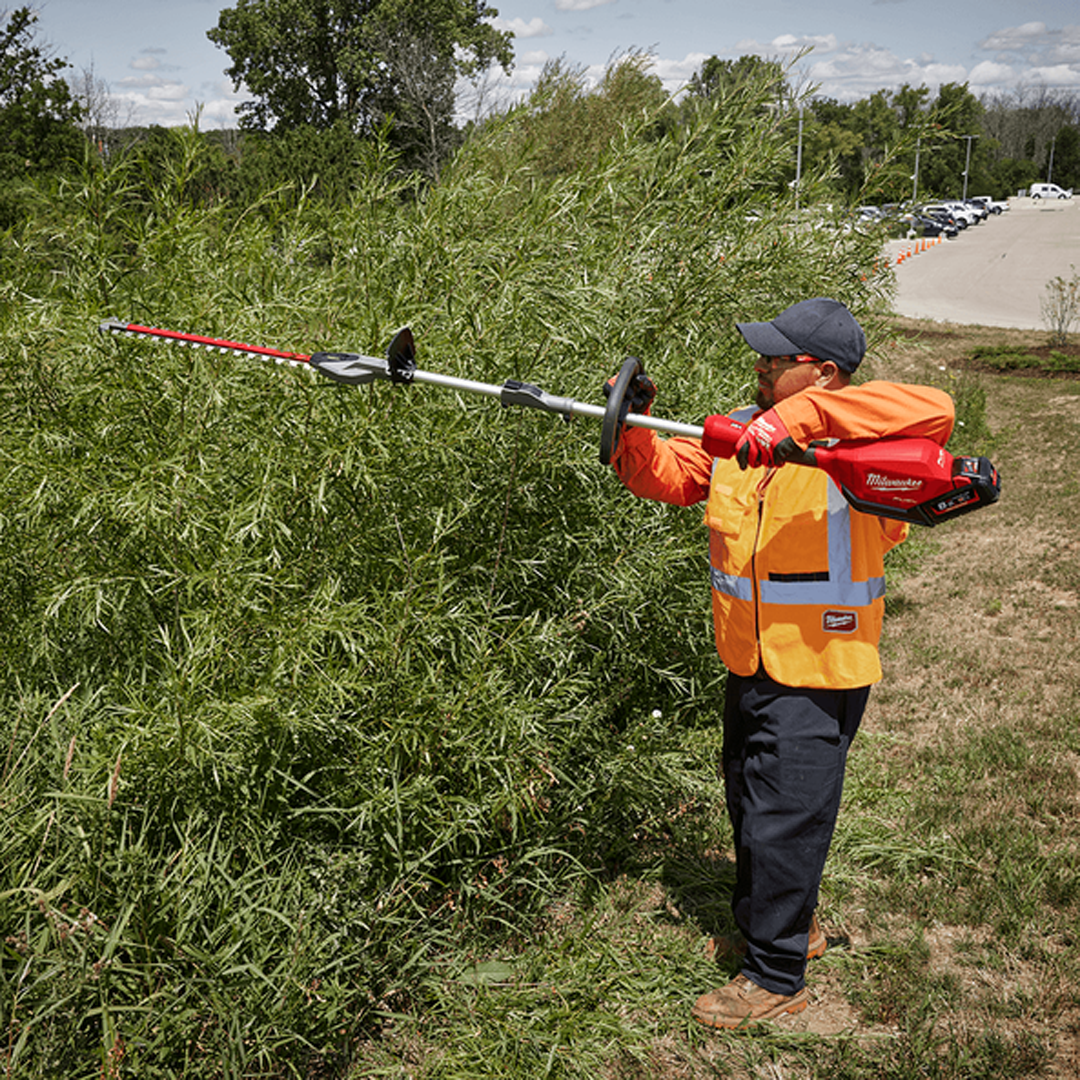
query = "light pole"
(912, 138, 920, 204)
(1048, 133, 1056, 183)
(961, 135, 978, 200)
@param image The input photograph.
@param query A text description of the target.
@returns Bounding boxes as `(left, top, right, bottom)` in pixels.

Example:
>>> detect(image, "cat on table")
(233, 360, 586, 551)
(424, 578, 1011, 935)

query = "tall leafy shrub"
(0, 58, 887, 1076)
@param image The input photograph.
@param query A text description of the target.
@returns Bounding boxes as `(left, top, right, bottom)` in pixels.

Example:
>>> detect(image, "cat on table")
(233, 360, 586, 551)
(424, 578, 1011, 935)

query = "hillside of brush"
(3, 61, 1032, 1078)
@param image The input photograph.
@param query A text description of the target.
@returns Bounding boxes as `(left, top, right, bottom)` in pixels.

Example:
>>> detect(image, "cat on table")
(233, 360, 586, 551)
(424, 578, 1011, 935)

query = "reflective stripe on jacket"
(612, 381, 955, 690)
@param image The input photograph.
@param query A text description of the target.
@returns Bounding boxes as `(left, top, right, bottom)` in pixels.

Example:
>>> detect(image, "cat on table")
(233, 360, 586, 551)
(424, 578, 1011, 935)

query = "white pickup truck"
(969, 195, 1008, 214)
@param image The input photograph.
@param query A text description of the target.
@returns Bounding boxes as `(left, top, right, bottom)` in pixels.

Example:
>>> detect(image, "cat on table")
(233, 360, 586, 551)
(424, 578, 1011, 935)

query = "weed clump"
(1041, 265, 1080, 347)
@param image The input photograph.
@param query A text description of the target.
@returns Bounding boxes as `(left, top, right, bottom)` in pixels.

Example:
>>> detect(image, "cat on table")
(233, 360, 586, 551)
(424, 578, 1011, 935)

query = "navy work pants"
(722, 669, 869, 996)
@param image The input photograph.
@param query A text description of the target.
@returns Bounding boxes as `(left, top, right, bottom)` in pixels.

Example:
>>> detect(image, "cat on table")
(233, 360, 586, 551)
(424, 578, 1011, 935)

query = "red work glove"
(735, 408, 800, 470)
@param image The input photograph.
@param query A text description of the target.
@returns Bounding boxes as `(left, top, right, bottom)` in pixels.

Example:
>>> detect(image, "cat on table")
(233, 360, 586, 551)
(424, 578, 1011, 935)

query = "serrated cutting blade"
(98, 320, 313, 369)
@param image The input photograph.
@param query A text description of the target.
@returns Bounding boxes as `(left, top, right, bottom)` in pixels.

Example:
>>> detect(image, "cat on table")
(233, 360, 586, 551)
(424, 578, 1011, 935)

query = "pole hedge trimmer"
(99, 321, 1000, 528)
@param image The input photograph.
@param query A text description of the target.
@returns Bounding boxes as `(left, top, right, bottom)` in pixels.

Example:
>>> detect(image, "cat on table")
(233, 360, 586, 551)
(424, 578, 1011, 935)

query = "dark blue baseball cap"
(736, 297, 866, 373)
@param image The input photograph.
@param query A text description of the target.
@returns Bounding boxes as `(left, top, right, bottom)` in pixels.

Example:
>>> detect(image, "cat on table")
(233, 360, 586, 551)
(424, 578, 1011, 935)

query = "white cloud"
(980, 23, 1049, 51)
(968, 61, 1015, 87)
(735, 34, 838, 58)
(914, 60, 970, 86)
(1051, 37, 1080, 65)
(1024, 63, 1080, 87)
(193, 84, 248, 129)
(975, 23, 1080, 90)
(146, 83, 189, 103)
(721, 23, 1078, 101)
(555, 0, 616, 10)
(770, 33, 839, 57)
(130, 47, 179, 75)
(492, 16, 552, 39)
(112, 72, 246, 128)
(979, 22, 1080, 64)
(117, 74, 169, 89)
(799, 42, 969, 101)
(650, 52, 709, 94)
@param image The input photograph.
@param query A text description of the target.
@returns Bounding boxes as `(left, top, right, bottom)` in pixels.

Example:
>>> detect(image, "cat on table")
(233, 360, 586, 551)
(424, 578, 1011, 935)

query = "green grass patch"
(968, 344, 1080, 373)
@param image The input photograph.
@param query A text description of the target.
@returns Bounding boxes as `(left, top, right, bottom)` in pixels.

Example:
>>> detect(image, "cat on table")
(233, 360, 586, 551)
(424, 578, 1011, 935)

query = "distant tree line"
(684, 55, 1080, 202)
(2, 2, 1078, 224)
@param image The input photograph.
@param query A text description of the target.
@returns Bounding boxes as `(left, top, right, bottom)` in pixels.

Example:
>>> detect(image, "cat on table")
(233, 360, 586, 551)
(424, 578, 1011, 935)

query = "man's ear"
(816, 360, 844, 388)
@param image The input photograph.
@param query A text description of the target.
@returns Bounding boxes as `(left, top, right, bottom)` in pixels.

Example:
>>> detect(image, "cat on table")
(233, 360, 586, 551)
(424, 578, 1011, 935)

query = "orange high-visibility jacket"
(613, 381, 955, 689)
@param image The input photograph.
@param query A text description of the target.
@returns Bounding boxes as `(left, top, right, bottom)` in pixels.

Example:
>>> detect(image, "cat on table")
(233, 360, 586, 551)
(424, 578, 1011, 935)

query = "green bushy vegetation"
(4, 39, 1076, 1080)
(968, 344, 1080, 373)
(1, 60, 896, 1077)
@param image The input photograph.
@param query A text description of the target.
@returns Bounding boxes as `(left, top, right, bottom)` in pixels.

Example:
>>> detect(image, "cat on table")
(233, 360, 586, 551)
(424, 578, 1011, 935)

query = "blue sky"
(31, 0, 1080, 129)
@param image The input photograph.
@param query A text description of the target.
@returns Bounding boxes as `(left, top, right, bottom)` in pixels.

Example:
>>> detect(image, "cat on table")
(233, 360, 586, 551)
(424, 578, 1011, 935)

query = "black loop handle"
(599, 356, 643, 465)
(386, 326, 417, 384)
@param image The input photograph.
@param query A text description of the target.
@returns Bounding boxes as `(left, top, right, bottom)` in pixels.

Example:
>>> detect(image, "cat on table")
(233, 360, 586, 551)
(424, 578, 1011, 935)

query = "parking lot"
(886, 196, 1078, 330)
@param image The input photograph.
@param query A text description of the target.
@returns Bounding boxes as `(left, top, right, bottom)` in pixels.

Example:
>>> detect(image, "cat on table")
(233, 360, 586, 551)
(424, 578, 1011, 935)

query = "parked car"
(922, 204, 966, 230)
(903, 208, 957, 238)
(911, 214, 957, 239)
(943, 200, 982, 225)
(1030, 182, 1073, 199)
(958, 199, 989, 221)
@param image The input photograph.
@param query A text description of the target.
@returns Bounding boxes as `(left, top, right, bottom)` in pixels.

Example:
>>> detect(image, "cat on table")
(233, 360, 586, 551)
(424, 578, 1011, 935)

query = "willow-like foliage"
(0, 58, 890, 1077)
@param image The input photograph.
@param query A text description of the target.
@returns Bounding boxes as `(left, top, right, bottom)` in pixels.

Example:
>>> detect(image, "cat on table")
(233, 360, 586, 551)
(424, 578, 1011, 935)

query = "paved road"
(886, 197, 1079, 330)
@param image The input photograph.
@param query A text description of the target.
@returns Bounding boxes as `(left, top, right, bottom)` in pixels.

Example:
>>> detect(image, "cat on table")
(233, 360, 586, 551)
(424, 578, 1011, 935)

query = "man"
(607, 298, 954, 1028)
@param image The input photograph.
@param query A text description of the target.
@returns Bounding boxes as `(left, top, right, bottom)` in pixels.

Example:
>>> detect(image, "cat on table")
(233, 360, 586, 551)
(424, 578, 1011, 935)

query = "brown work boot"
(705, 914, 827, 962)
(692, 974, 808, 1029)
